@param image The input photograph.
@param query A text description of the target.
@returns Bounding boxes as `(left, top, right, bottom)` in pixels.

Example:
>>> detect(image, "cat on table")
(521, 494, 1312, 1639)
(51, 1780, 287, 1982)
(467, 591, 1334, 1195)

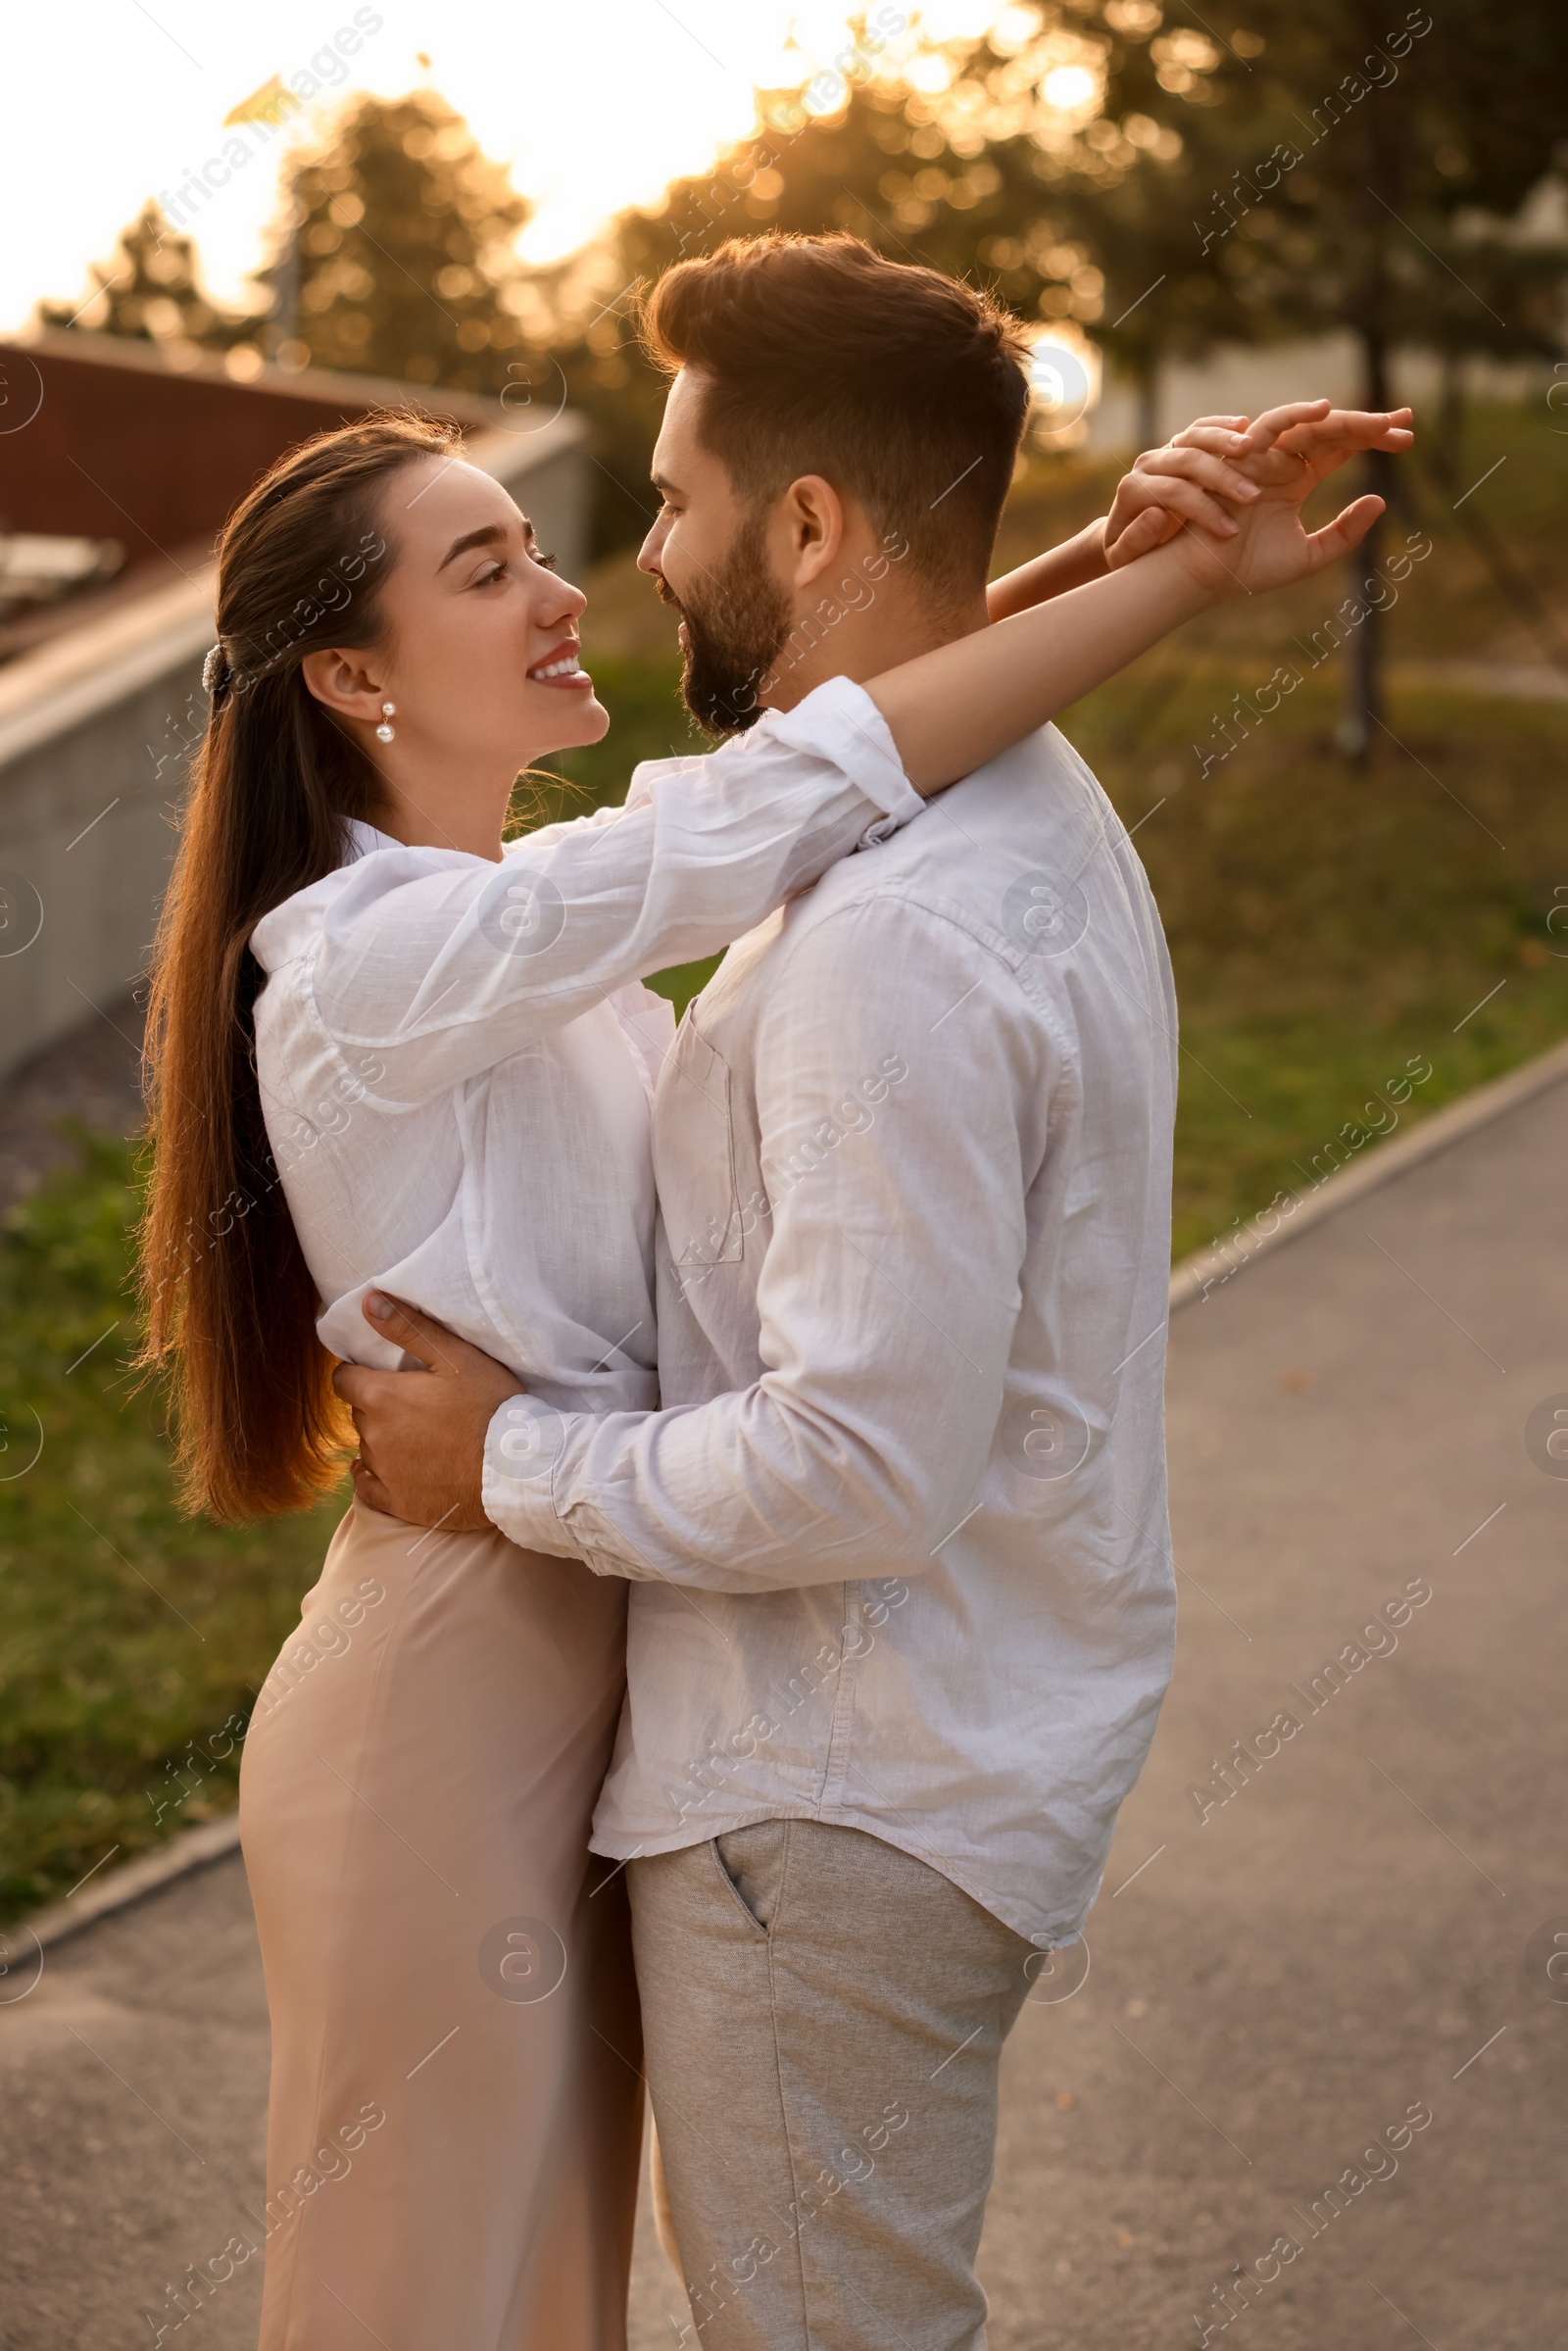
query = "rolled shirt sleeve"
(482, 897, 1058, 1592)
(250, 676, 920, 1105)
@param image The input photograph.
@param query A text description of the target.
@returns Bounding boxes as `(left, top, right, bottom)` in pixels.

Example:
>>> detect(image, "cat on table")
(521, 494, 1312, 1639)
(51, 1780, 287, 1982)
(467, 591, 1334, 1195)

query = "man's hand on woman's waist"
(333, 1293, 520, 1530)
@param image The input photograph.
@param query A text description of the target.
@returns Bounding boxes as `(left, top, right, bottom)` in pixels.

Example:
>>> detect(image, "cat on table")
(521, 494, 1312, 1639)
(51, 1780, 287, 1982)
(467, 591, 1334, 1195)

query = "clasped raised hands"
(1104, 399, 1415, 599)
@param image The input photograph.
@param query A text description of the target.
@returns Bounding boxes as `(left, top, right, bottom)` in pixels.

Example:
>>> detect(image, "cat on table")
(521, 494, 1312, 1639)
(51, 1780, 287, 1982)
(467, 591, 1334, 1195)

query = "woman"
(136, 398, 1377, 2347)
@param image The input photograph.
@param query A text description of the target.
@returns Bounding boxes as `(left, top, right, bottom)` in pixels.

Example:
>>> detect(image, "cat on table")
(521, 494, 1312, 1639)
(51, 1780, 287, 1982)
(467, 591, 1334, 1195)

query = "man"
(339, 237, 1410, 2343)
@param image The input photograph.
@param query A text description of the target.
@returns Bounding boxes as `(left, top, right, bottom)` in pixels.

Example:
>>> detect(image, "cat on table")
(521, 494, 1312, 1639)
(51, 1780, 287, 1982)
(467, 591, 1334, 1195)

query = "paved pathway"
(977, 1063, 1567, 2350)
(4, 1063, 1565, 2349)
(1390, 657, 1568, 706)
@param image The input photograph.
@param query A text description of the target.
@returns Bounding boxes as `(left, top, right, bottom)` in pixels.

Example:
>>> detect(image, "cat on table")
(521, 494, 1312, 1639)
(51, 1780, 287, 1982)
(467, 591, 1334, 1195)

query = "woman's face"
(363, 454, 610, 770)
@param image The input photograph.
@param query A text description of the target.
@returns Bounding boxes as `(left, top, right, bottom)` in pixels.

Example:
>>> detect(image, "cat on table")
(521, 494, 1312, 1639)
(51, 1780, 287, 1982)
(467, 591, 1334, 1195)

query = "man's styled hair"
(641, 233, 1033, 607)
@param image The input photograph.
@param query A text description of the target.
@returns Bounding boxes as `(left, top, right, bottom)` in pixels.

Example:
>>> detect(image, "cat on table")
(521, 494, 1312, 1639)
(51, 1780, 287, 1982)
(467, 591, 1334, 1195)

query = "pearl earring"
(375, 702, 396, 743)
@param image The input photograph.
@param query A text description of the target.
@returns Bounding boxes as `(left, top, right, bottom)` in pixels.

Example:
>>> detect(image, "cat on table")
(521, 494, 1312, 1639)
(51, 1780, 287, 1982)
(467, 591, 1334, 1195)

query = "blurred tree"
(1071, 0, 1568, 752)
(37, 201, 261, 358)
(535, 9, 1266, 552)
(532, 17, 1122, 554)
(808, 8, 1262, 448)
(546, 4, 1567, 738)
(255, 90, 534, 393)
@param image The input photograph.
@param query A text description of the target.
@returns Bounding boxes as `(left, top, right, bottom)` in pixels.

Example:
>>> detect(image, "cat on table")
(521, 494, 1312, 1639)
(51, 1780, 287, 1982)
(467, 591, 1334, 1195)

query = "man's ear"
(778, 474, 847, 590)
(300, 646, 388, 723)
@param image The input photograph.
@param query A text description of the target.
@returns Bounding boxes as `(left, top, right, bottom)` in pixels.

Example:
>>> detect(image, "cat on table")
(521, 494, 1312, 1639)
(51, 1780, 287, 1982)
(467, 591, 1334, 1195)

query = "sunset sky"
(4, 0, 1007, 332)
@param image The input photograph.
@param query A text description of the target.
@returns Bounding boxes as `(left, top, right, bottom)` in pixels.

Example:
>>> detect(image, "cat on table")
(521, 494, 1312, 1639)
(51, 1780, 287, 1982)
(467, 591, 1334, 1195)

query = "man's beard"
(656, 514, 792, 738)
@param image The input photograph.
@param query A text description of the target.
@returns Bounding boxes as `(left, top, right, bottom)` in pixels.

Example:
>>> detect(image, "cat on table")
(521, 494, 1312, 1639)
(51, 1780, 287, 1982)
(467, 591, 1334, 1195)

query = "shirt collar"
(341, 815, 405, 864)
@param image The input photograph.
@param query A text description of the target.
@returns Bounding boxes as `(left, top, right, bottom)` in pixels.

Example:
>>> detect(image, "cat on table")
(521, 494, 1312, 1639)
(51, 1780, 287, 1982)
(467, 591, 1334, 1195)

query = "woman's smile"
(526, 635, 594, 690)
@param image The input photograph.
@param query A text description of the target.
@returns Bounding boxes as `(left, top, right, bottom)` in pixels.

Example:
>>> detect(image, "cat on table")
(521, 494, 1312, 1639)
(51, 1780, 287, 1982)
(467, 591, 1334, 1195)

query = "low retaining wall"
(0, 413, 588, 1082)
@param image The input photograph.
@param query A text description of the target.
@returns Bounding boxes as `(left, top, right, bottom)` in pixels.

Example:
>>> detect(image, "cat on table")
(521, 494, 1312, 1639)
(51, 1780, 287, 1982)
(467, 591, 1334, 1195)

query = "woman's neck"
(369, 763, 514, 861)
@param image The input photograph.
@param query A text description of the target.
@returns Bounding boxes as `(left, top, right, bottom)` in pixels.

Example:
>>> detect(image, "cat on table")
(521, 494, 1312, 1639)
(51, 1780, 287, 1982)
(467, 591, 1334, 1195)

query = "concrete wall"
(0, 414, 588, 1083)
(0, 329, 518, 558)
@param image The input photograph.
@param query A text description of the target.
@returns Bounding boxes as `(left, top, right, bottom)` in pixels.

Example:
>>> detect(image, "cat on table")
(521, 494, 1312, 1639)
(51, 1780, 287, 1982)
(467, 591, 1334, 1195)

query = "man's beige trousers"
(630, 1819, 1035, 2350)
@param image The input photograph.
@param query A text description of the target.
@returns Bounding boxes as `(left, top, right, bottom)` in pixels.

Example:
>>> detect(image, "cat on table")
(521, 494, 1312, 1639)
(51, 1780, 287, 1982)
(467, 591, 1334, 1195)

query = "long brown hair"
(138, 411, 460, 1521)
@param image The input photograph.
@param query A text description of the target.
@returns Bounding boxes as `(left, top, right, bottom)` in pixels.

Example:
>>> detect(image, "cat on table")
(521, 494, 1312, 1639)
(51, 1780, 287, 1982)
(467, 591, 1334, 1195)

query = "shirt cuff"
(481, 1395, 571, 1553)
(763, 674, 923, 841)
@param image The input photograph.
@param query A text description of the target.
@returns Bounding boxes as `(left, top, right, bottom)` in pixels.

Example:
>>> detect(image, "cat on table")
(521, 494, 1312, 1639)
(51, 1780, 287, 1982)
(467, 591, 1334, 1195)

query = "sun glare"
(3, 1, 949, 329)
(1040, 63, 1100, 112)
(1028, 326, 1101, 440)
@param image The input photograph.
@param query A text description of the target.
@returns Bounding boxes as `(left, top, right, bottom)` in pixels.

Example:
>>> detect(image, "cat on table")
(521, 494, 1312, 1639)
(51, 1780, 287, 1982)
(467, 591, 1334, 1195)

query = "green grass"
(0, 1136, 343, 1923)
(3, 400, 1564, 1921)
(1071, 673, 1568, 1254)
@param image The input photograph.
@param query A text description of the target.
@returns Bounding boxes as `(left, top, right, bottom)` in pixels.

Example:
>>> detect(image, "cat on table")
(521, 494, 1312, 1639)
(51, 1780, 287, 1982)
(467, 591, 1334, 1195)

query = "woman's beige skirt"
(238, 1499, 642, 2349)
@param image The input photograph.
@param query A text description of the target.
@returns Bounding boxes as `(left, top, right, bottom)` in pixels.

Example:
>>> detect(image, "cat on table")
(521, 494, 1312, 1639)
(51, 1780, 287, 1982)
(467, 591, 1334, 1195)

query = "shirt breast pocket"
(661, 1016, 744, 1272)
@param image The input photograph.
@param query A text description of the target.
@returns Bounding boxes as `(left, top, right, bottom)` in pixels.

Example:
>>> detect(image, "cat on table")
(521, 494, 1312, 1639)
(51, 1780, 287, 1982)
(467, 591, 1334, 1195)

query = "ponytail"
(138, 411, 459, 1519)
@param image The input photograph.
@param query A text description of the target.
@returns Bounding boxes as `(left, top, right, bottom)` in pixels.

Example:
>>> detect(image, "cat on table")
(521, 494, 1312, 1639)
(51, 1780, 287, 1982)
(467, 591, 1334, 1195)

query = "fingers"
(1240, 397, 1333, 451)
(361, 1288, 471, 1376)
(1328, 405, 1412, 434)
(1129, 505, 1182, 553)
(1104, 504, 1152, 557)
(1105, 503, 1182, 567)
(1298, 404, 1412, 432)
(332, 1360, 405, 1408)
(1127, 477, 1239, 541)
(1164, 419, 1252, 455)
(1217, 400, 1412, 465)
(1301, 493, 1387, 571)
(1135, 443, 1261, 507)
(351, 1456, 398, 1517)
(331, 1373, 380, 1457)
(1274, 408, 1414, 460)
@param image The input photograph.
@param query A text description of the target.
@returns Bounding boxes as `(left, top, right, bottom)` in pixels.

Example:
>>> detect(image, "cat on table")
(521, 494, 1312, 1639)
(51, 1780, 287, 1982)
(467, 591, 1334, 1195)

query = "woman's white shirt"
(248, 677, 918, 1415)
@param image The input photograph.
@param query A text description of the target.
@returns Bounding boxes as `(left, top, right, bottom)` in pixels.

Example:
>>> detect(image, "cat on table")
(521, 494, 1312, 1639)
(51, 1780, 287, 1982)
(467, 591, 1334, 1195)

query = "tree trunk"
(1336, 329, 1393, 765)
(269, 204, 302, 362)
(1435, 351, 1465, 489)
(1136, 364, 1159, 452)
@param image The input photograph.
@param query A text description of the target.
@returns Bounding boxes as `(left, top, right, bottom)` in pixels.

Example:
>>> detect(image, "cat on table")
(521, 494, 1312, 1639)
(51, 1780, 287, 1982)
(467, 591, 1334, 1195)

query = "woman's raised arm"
(252, 676, 921, 1103)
